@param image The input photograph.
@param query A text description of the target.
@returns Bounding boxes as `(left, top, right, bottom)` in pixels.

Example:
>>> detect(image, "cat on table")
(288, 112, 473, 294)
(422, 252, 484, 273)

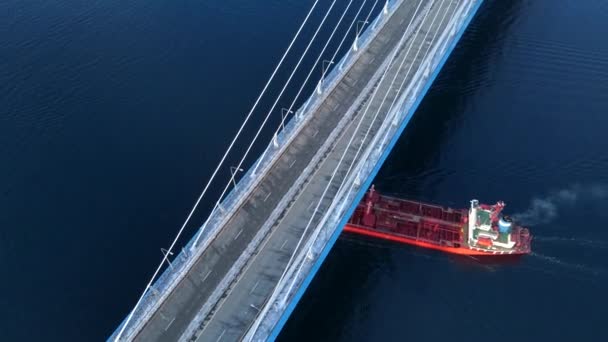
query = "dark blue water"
(1, 0, 607, 341)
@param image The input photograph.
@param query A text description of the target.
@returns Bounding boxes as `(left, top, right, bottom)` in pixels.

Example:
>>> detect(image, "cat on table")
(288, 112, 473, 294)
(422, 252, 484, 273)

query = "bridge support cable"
(323, 1, 463, 278)
(189, 1, 340, 251)
(378, 0, 460, 148)
(354, 0, 382, 51)
(112, 1, 323, 340)
(353, 1, 379, 52)
(245, 1, 432, 339)
(195, 0, 375, 252)
(327, 0, 373, 83)
(371, 0, 386, 31)
(268, 8, 464, 337)
(189, 0, 340, 254)
(332, 0, 453, 199)
(285, 0, 385, 146)
(272, 0, 357, 137)
(286, 0, 434, 302)
(271, 0, 377, 168)
(327, 0, 457, 237)
(282, 0, 447, 304)
(366, 0, 382, 23)
(246, 0, 341, 179)
(340, 0, 379, 70)
(303, 0, 372, 116)
(299, 0, 375, 120)
(285, 0, 468, 335)
(193, 0, 377, 277)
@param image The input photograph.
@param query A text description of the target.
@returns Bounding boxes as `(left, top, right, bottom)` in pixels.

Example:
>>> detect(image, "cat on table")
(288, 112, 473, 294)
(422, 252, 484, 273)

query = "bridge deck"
(129, 0, 464, 341)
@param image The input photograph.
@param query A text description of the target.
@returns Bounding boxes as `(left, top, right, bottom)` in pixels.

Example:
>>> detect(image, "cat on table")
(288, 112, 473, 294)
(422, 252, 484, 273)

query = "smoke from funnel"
(513, 184, 608, 226)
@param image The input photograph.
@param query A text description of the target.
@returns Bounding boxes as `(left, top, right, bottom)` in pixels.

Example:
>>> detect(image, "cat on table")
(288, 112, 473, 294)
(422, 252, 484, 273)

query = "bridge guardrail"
(108, 1, 404, 340)
(252, 0, 482, 339)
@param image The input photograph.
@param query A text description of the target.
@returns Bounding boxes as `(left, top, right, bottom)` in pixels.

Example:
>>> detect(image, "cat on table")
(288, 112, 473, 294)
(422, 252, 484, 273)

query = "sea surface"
(1, 0, 607, 341)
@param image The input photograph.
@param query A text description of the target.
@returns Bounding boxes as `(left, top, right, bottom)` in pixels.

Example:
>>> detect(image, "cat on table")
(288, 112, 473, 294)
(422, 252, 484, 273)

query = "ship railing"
(251, 0, 480, 339)
(108, 1, 401, 340)
(381, 193, 454, 211)
(374, 206, 463, 225)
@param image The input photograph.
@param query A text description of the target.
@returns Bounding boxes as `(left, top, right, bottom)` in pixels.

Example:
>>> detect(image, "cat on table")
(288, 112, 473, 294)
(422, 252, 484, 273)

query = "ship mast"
(468, 199, 479, 244)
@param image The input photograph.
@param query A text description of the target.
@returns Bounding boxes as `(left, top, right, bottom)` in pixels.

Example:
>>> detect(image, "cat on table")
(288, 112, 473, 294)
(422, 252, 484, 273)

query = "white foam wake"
(530, 252, 605, 277)
(533, 236, 608, 249)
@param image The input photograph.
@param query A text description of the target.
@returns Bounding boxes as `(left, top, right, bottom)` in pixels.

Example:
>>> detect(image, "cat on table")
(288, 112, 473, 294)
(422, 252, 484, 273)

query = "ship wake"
(530, 252, 606, 277)
(533, 236, 608, 249)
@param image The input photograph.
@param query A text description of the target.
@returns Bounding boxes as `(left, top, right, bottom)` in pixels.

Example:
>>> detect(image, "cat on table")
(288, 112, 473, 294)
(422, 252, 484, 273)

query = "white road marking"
(215, 329, 226, 342)
(250, 281, 260, 294)
(192, 8, 437, 335)
(280, 239, 288, 251)
(164, 317, 176, 331)
(201, 270, 212, 282)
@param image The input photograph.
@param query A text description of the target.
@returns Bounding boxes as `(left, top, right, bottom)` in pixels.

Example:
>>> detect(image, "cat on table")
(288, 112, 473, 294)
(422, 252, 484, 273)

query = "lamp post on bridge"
(281, 108, 293, 131)
(160, 248, 174, 269)
(316, 60, 334, 95)
(273, 132, 279, 148)
(354, 171, 362, 186)
(148, 285, 160, 297)
(230, 166, 244, 188)
(353, 20, 369, 52)
(372, 1, 391, 30)
(297, 97, 311, 121)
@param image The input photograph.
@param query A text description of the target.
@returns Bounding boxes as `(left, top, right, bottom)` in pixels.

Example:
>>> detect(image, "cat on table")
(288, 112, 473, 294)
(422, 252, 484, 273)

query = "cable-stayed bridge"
(109, 0, 484, 341)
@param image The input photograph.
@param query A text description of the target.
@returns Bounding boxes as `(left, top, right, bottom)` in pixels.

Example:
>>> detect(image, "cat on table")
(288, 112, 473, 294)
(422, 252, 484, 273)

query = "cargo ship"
(344, 186, 532, 256)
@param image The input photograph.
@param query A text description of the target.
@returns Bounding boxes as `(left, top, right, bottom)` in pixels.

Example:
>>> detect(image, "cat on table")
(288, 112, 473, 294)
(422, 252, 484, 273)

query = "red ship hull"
(343, 225, 528, 256)
(343, 187, 531, 256)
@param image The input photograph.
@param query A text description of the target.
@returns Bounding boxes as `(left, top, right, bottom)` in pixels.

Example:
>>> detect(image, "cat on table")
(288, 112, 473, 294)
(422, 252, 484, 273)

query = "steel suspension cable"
(332, 0, 450, 203)
(376, 0, 458, 149)
(193, 0, 340, 250)
(273, 0, 375, 134)
(284, 0, 439, 298)
(256, 0, 376, 177)
(328, 0, 375, 78)
(247, 1, 430, 338)
(327, 0, 455, 237)
(363, 0, 381, 29)
(328, 0, 460, 249)
(113, 1, 322, 340)
(331, 0, 373, 62)
(276, 0, 356, 132)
